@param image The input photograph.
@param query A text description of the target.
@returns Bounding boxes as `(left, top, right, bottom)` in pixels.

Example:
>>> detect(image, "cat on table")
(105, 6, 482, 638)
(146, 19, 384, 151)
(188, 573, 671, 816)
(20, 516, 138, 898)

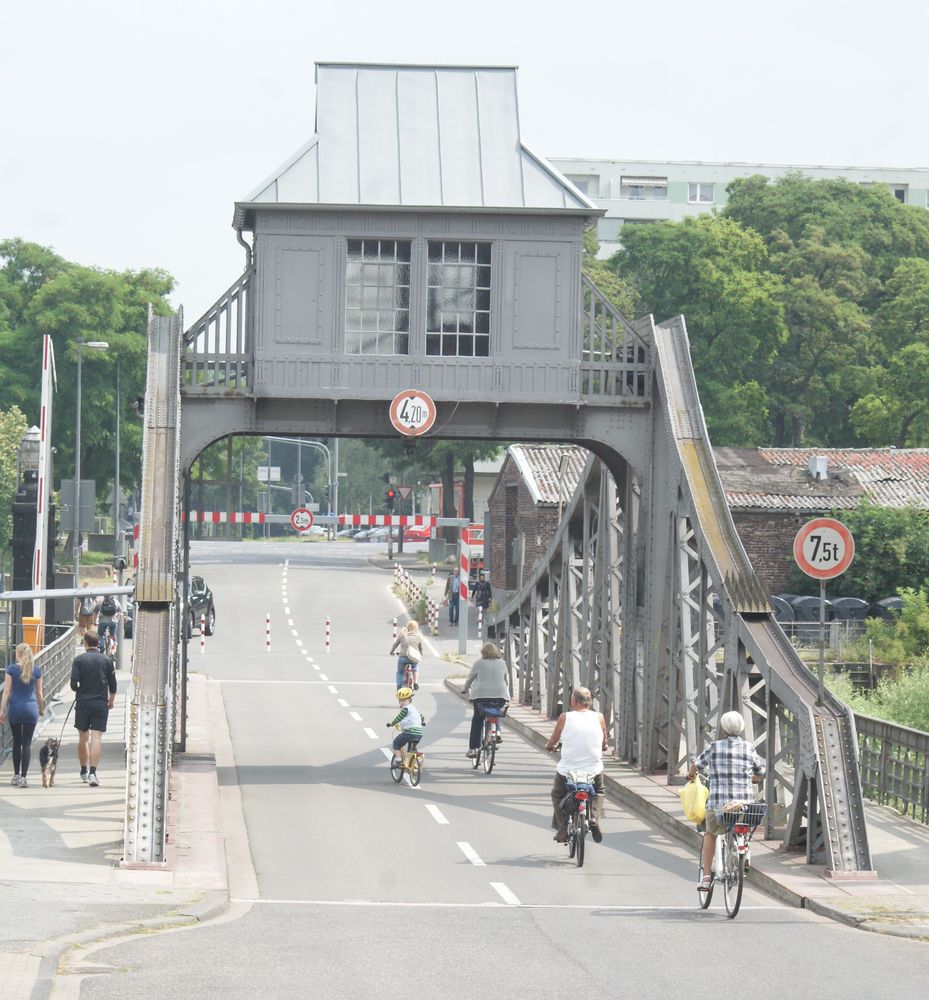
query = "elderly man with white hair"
(687, 710, 765, 891)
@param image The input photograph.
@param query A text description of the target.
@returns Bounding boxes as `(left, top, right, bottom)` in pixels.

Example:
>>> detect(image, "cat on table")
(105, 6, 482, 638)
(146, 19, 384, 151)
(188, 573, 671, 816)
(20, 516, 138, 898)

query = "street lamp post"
(114, 357, 121, 560)
(74, 338, 108, 586)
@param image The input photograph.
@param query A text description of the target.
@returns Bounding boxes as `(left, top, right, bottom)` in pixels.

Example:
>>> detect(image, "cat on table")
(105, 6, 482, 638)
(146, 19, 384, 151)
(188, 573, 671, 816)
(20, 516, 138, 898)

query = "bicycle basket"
(722, 802, 766, 830)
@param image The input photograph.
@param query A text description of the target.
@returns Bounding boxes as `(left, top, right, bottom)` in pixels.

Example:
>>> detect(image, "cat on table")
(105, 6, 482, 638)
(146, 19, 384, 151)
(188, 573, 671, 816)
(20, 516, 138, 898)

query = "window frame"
(343, 238, 412, 357)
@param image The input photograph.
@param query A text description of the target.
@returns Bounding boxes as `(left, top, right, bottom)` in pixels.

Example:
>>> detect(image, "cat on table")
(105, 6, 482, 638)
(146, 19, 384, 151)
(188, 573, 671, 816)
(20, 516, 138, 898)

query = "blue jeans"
(98, 621, 117, 651)
(396, 656, 414, 688)
(392, 731, 421, 752)
(448, 595, 459, 623)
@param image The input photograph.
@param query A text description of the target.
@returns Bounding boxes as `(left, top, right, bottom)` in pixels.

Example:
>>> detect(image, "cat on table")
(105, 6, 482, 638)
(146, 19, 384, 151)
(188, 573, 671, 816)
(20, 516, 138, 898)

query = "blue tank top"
(5, 663, 42, 725)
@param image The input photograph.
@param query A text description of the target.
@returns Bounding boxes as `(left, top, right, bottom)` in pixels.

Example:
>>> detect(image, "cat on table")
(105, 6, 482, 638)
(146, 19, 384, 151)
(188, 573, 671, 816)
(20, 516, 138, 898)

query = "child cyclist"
(386, 687, 425, 756)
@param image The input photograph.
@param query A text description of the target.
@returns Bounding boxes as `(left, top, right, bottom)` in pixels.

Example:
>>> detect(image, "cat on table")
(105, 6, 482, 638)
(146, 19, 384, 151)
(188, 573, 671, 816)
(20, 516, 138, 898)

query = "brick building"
(486, 444, 587, 595)
(488, 444, 929, 598)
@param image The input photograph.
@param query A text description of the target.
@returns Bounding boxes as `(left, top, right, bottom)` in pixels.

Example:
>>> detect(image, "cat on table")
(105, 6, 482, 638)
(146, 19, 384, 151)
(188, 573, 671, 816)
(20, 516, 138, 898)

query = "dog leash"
(53, 699, 75, 743)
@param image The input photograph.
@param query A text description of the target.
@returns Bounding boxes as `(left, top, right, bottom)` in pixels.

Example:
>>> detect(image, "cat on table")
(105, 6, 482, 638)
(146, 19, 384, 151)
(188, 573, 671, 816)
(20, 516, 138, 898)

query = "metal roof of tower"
(234, 62, 597, 228)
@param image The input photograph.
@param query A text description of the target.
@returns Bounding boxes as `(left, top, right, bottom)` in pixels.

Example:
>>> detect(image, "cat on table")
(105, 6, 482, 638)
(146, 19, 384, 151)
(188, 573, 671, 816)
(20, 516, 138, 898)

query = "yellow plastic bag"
(679, 778, 709, 824)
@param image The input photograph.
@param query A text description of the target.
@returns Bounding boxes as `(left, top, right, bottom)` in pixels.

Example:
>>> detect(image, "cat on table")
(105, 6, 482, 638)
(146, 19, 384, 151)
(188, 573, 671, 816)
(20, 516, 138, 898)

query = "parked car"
(402, 526, 432, 542)
(353, 528, 373, 542)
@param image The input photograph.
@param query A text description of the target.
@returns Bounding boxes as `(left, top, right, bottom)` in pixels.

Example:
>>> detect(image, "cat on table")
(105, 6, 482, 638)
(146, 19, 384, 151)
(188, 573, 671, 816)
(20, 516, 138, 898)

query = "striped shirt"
(695, 736, 765, 812)
(389, 705, 424, 738)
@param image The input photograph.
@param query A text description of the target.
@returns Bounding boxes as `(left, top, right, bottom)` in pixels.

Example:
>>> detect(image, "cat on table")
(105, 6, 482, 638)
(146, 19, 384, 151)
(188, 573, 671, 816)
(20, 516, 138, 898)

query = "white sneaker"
(18, 777, 27, 788)
(10, 775, 19, 786)
(80, 772, 89, 783)
(88, 773, 99, 787)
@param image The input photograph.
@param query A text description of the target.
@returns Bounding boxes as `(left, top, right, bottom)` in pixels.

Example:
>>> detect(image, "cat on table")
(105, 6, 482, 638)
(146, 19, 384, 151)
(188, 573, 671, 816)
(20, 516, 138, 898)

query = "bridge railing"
(855, 712, 929, 823)
(580, 274, 650, 400)
(0, 627, 76, 762)
(182, 267, 254, 392)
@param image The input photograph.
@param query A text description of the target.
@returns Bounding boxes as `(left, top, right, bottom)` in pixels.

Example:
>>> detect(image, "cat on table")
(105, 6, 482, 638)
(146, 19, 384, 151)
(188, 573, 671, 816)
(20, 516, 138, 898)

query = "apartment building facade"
(548, 157, 929, 256)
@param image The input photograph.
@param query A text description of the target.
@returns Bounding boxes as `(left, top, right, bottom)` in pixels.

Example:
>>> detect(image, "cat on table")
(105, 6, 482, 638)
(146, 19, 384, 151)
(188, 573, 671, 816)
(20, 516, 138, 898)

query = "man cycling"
(545, 686, 607, 843)
(688, 710, 765, 891)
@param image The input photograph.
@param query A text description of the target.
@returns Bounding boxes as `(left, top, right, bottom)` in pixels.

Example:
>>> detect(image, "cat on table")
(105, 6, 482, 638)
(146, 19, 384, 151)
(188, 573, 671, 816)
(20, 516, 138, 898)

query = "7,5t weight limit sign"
(793, 517, 855, 580)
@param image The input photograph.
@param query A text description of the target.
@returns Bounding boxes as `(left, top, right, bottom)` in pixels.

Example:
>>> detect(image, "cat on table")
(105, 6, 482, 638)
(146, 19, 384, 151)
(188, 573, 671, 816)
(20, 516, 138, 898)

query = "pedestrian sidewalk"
(0, 669, 225, 1000)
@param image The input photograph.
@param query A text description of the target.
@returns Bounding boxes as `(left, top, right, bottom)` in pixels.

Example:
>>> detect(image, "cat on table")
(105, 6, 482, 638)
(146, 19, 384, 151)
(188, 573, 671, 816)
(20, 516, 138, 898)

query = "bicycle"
(697, 801, 766, 918)
(389, 728, 423, 787)
(471, 703, 507, 774)
(561, 770, 597, 868)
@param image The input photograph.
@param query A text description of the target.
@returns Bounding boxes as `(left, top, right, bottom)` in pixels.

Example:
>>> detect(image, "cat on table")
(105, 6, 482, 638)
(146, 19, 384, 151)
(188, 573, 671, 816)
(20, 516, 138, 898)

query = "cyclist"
(389, 620, 423, 690)
(386, 687, 424, 755)
(688, 711, 766, 891)
(462, 641, 509, 759)
(96, 594, 120, 656)
(545, 687, 607, 843)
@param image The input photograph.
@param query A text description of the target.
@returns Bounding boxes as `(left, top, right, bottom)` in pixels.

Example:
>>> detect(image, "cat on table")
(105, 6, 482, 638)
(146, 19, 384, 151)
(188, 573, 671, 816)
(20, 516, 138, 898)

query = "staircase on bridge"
(129, 62, 872, 874)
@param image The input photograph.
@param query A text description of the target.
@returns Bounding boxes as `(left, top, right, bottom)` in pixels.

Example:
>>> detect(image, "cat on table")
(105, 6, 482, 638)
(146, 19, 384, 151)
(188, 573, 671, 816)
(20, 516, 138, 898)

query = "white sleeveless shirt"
(556, 710, 604, 776)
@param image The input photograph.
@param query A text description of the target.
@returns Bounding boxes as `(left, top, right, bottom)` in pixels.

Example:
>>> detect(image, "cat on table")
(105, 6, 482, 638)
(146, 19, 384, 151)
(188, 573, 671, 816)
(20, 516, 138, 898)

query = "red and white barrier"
(185, 511, 267, 524)
(338, 514, 436, 527)
(478, 605, 484, 641)
(325, 616, 331, 653)
(265, 613, 271, 653)
(200, 614, 206, 654)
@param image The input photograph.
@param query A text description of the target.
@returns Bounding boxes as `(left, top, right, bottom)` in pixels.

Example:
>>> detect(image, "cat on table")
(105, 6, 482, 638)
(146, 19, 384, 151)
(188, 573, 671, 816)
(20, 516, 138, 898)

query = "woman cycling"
(390, 620, 423, 690)
(688, 710, 765, 890)
(462, 641, 509, 759)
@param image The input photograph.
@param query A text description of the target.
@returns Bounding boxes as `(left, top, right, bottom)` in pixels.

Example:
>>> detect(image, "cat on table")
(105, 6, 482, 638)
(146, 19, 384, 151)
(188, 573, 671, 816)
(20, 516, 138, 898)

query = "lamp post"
(74, 338, 108, 586)
(114, 356, 121, 560)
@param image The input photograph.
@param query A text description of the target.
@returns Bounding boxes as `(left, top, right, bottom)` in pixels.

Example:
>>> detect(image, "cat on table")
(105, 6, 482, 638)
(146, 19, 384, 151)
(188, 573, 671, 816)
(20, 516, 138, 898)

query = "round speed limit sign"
(389, 390, 437, 437)
(290, 507, 314, 534)
(793, 517, 855, 580)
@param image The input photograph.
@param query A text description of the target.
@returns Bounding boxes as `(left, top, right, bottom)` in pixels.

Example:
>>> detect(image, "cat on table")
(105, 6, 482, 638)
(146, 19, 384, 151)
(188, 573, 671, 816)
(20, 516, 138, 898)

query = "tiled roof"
(717, 447, 929, 511)
(508, 444, 587, 506)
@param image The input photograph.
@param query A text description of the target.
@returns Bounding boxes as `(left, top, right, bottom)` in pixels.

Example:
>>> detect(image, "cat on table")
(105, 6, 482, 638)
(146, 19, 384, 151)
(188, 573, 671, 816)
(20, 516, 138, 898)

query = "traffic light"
(385, 488, 396, 511)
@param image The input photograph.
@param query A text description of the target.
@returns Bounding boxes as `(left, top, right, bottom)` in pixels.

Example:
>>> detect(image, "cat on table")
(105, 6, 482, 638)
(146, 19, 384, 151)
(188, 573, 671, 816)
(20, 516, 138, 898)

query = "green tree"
(0, 240, 174, 514)
(609, 215, 785, 445)
(0, 406, 29, 572)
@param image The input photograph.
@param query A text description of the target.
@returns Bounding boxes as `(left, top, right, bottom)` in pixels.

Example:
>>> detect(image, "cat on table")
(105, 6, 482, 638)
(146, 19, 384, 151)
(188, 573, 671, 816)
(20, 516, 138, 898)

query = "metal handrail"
(855, 712, 929, 823)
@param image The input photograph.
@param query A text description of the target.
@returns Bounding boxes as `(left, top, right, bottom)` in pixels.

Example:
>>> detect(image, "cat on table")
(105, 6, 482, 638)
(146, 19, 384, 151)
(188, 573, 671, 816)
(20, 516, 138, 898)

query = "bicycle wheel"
(409, 755, 422, 787)
(471, 746, 482, 769)
(389, 753, 404, 783)
(697, 854, 714, 909)
(575, 811, 587, 868)
(722, 834, 745, 918)
(482, 733, 496, 774)
(567, 817, 577, 859)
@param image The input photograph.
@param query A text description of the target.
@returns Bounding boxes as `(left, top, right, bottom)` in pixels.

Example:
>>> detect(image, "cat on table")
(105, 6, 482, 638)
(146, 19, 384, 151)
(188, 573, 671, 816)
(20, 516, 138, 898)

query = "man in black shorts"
(70, 629, 117, 786)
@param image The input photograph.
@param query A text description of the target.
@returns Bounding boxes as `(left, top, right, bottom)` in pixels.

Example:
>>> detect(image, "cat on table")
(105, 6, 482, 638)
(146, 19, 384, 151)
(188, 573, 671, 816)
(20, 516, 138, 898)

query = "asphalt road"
(59, 541, 929, 999)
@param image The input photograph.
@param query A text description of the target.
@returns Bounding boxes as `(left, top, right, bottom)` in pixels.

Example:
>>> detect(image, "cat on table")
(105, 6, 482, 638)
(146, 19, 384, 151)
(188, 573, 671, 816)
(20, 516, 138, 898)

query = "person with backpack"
(97, 594, 120, 654)
(76, 583, 97, 640)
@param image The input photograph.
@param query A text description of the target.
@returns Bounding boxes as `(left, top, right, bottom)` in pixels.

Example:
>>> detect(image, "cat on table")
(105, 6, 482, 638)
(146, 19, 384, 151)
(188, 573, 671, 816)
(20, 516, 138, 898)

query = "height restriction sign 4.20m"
(389, 390, 437, 437)
(793, 517, 855, 580)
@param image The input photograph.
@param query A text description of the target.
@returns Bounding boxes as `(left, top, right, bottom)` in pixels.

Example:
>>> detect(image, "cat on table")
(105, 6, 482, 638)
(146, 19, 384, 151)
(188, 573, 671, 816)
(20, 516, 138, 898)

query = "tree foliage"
(0, 406, 29, 570)
(604, 175, 929, 448)
(0, 239, 174, 512)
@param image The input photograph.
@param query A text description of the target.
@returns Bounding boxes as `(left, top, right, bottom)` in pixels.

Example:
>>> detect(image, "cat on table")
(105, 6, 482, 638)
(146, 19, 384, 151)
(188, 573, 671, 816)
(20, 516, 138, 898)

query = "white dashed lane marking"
(457, 842, 485, 867)
(425, 804, 448, 825)
(490, 882, 521, 906)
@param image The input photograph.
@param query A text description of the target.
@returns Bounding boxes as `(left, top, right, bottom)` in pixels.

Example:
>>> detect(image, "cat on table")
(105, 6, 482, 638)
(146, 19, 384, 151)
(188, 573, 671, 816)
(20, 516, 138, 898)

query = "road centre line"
(296, 639, 304, 647)
(425, 804, 449, 825)
(291, 629, 299, 637)
(350, 712, 363, 722)
(319, 673, 328, 680)
(327, 685, 338, 694)
(284, 606, 290, 615)
(457, 842, 485, 866)
(337, 698, 349, 708)
(364, 728, 379, 740)
(232, 898, 784, 911)
(288, 619, 294, 627)
(490, 882, 521, 906)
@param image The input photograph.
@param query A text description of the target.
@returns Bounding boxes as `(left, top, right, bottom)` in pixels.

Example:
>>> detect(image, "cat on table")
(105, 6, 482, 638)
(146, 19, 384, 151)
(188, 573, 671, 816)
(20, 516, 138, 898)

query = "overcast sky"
(2, 0, 927, 321)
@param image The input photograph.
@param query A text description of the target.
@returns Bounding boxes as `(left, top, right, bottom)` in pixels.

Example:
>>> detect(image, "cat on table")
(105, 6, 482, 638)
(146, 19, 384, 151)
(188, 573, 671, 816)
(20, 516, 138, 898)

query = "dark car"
(186, 576, 216, 637)
(123, 576, 215, 640)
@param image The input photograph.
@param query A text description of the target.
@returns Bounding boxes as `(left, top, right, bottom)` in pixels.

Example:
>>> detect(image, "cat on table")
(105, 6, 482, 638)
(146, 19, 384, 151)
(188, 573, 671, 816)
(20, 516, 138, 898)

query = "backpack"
(101, 596, 117, 617)
(79, 595, 96, 616)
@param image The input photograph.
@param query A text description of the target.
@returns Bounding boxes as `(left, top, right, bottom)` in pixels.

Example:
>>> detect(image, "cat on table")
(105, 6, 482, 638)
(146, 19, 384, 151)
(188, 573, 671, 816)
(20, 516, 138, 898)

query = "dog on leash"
(39, 738, 60, 788)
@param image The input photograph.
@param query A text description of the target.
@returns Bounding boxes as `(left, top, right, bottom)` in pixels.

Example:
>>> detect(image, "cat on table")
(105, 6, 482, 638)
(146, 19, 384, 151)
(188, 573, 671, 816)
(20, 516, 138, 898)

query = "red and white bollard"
(325, 616, 331, 654)
(200, 614, 206, 654)
(265, 613, 271, 653)
(430, 562, 436, 584)
(478, 605, 484, 641)
(392, 617, 398, 642)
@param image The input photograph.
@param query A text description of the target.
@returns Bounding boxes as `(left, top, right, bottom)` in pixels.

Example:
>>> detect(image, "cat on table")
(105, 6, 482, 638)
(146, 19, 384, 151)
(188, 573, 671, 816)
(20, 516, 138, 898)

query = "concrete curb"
(443, 677, 929, 940)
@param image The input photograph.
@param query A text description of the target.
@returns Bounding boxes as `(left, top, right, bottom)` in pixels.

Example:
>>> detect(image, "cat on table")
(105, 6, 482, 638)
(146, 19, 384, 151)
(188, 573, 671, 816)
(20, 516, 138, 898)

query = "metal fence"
(855, 712, 929, 823)
(0, 627, 77, 763)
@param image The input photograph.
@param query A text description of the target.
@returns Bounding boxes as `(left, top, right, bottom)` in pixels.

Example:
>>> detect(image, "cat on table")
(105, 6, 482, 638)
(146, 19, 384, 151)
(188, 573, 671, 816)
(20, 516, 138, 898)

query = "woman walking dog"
(0, 643, 45, 787)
